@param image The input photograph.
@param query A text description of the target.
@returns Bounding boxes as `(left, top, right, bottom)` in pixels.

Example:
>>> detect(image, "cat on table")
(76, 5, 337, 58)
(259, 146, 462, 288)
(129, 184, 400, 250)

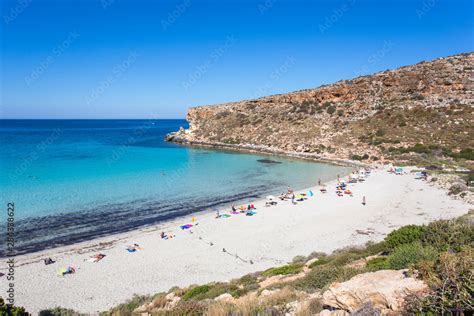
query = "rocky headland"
(167, 52, 473, 168)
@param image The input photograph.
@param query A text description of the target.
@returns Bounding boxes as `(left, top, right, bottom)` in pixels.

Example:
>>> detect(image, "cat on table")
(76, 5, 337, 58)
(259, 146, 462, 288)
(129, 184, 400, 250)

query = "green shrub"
(262, 263, 303, 277)
(326, 105, 336, 115)
(449, 148, 474, 160)
(309, 256, 332, 268)
(364, 240, 388, 255)
(102, 294, 151, 315)
(0, 298, 28, 316)
(182, 285, 211, 301)
(375, 129, 386, 137)
(292, 255, 307, 264)
(351, 154, 370, 161)
(293, 265, 358, 291)
(386, 242, 438, 270)
(366, 257, 389, 271)
(405, 248, 474, 315)
(421, 218, 473, 252)
(410, 143, 430, 154)
(39, 308, 83, 316)
(384, 225, 426, 249)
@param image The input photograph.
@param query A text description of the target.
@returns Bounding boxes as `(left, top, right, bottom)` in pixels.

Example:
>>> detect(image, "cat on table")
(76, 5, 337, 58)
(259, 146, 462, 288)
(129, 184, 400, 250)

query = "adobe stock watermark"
(252, 56, 296, 98)
(416, 0, 438, 18)
(161, 0, 192, 30)
(353, 40, 394, 77)
(182, 35, 237, 91)
(3, 0, 32, 24)
(85, 51, 139, 105)
(319, 0, 356, 34)
(258, 0, 277, 15)
(5, 202, 16, 307)
(24, 32, 80, 86)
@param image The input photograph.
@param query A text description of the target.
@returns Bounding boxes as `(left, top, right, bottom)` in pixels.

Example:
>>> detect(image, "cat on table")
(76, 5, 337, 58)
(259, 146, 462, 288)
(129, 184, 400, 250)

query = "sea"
(0, 119, 351, 256)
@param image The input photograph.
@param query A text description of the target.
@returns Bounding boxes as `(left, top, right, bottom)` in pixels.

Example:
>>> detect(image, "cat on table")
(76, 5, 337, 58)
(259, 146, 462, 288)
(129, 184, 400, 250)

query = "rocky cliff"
(167, 52, 474, 166)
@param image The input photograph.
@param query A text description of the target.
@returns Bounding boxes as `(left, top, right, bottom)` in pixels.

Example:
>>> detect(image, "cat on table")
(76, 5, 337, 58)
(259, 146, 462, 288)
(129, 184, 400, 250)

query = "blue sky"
(1, 0, 473, 119)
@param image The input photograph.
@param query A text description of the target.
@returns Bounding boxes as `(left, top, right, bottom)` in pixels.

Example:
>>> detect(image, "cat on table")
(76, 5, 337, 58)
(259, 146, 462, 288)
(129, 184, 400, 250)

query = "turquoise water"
(0, 120, 350, 255)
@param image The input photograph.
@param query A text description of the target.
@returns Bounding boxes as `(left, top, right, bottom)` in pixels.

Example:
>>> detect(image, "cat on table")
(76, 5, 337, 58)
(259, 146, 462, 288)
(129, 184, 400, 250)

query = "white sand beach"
(4, 167, 471, 314)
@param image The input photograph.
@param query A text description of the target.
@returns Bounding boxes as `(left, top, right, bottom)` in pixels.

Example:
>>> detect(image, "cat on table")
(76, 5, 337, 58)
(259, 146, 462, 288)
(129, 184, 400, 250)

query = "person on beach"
(291, 194, 296, 204)
(318, 179, 321, 186)
(127, 244, 142, 252)
(89, 253, 106, 262)
(287, 186, 293, 194)
(362, 196, 366, 205)
(216, 210, 220, 218)
(44, 258, 55, 265)
(231, 204, 237, 212)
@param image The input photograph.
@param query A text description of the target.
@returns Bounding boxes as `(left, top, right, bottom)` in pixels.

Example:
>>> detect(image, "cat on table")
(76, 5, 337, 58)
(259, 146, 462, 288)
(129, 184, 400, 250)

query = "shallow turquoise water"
(0, 119, 351, 254)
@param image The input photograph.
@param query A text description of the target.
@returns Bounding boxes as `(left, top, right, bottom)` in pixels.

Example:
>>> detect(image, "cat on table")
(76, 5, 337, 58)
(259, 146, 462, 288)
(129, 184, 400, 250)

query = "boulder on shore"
(322, 270, 428, 314)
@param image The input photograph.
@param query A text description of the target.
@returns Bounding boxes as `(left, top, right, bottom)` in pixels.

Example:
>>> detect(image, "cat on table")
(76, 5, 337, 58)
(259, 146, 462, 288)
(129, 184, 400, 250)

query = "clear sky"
(1, 0, 473, 119)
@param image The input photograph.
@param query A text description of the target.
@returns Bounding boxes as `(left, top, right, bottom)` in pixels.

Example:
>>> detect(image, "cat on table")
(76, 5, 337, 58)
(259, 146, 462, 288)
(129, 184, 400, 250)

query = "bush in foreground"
(405, 248, 474, 315)
(385, 242, 437, 270)
(0, 298, 28, 316)
(384, 225, 426, 249)
(262, 263, 303, 277)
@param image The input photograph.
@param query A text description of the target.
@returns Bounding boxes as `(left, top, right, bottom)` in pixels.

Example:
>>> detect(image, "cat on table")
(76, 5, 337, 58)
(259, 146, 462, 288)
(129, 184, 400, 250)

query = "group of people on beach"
(43, 168, 378, 279)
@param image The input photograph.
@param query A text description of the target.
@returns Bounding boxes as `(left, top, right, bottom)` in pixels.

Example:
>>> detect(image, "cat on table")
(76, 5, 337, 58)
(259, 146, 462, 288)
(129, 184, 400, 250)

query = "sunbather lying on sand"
(126, 244, 142, 252)
(59, 266, 75, 276)
(87, 253, 106, 263)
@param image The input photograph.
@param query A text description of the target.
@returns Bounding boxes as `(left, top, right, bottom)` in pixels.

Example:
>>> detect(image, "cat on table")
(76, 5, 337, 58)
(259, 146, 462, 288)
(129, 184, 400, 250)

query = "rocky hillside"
(167, 52, 474, 167)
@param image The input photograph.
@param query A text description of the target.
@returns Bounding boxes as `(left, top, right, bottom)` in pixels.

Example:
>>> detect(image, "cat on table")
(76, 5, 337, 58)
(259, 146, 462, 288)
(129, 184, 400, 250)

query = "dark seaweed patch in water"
(257, 159, 282, 164)
(0, 185, 273, 257)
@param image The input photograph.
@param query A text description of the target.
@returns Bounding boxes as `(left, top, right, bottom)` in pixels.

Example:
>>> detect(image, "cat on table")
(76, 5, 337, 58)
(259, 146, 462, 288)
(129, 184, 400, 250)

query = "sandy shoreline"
(2, 166, 471, 314)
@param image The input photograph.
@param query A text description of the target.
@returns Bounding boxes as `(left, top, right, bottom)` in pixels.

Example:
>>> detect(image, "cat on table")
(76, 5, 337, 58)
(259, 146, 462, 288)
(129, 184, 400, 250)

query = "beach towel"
(230, 211, 240, 214)
(180, 224, 193, 230)
(127, 248, 137, 252)
(221, 214, 231, 218)
(308, 190, 314, 197)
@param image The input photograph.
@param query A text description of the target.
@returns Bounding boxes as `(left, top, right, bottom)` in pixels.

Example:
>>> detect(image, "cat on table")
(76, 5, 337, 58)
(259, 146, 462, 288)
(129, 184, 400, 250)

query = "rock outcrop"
(321, 270, 428, 314)
(167, 52, 474, 165)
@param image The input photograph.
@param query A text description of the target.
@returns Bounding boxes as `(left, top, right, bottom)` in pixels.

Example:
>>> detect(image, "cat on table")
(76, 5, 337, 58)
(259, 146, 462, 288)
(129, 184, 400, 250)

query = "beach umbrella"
(266, 195, 275, 200)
